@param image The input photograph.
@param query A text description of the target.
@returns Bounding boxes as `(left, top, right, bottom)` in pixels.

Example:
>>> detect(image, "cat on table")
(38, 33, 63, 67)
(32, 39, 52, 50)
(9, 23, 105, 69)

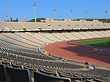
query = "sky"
(0, 0, 110, 22)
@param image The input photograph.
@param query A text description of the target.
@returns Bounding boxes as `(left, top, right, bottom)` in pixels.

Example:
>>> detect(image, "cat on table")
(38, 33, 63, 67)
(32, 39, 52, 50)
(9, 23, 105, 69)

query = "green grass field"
(74, 38, 110, 48)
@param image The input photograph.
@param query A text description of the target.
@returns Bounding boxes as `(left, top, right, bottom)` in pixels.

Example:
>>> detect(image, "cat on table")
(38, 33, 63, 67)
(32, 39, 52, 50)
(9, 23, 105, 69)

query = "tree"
(10, 17, 12, 22)
(27, 18, 45, 22)
(77, 18, 80, 21)
(4, 20, 9, 22)
(13, 20, 16, 22)
(16, 18, 18, 22)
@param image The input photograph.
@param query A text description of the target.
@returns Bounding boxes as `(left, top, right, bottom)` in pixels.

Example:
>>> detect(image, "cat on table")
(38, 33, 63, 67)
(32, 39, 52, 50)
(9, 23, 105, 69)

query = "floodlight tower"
(53, 7, 56, 20)
(33, 1, 37, 22)
(105, 9, 108, 23)
(85, 10, 87, 20)
(70, 8, 73, 20)
(6, 2, 8, 22)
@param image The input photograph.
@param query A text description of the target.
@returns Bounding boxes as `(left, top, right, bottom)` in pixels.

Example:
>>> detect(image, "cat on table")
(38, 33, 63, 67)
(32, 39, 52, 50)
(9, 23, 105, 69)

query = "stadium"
(0, 1, 110, 82)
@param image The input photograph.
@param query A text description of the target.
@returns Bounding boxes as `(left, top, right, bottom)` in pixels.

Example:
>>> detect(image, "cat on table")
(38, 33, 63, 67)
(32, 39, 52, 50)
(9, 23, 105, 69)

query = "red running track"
(44, 41, 110, 66)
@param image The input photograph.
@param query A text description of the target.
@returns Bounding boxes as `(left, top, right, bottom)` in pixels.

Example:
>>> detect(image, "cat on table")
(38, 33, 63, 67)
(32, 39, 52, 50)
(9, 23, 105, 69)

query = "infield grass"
(74, 38, 110, 48)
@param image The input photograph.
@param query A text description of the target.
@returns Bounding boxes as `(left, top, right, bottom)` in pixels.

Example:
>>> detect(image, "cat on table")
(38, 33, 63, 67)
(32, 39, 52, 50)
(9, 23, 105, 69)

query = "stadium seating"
(101, 31, 110, 36)
(62, 32, 78, 40)
(6, 66, 32, 82)
(0, 64, 7, 82)
(52, 33, 70, 41)
(78, 32, 93, 38)
(82, 21, 94, 29)
(37, 22, 52, 30)
(40, 33, 61, 42)
(0, 24, 4, 30)
(34, 70, 71, 82)
(95, 21, 105, 29)
(0, 20, 110, 82)
(46, 20, 62, 30)
(11, 61, 24, 68)
(86, 31, 101, 38)
(0, 20, 110, 31)
(71, 32, 87, 39)
(57, 21, 71, 29)
(66, 21, 80, 30)
(0, 21, 13, 30)
(0, 64, 109, 82)
(23, 22, 39, 31)
(104, 23, 110, 28)
(9, 22, 23, 30)
(74, 21, 88, 29)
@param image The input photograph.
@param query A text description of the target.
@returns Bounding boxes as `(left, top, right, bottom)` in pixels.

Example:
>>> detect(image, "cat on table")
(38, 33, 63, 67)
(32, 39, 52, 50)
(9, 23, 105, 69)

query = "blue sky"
(0, 0, 110, 22)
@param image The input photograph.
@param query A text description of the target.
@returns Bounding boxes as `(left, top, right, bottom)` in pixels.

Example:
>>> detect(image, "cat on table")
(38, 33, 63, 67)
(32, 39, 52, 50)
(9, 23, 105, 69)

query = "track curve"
(44, 41, 110, 66)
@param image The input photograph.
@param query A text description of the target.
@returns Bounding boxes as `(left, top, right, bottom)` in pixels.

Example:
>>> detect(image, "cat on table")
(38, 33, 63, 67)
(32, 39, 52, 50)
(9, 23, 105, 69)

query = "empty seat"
(40, 68, 58, 76)
(86, 79, 96, 82)
(71, 77, 82, 82)
(94, 78, 106, 82)
(2, 60, 11, 66)
(0, 64, 7, 82)
(82, 77, 91, 82)
(6, 66, 32, 82)
(74, 80, 82, 82)
(25, 65, 36, 78)
(34, 71, 71, 82)
(12, 62, 23, 68)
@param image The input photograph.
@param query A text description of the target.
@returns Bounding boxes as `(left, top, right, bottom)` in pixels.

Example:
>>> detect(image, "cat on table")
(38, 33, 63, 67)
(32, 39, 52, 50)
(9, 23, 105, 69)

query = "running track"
(44, 41, 110, 66)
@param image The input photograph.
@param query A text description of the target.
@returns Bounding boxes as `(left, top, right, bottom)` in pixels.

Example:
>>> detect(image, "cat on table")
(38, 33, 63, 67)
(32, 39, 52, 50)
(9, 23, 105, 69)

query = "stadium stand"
(15, 33, 44, 45)
(57, 21, 71, 30)
(78, 32, 93, 38)
(94, 31, 108, 37)
(71, 32, 87, 39)
(52, 33, 70, 41)
(86, 31, 101, 38)
(0, 21, 12, 31)
(46, 20, 62, 30)
(95, 21, 106, 29)
(62, 32, 78, 40)
(66, 21, 80, 30)
(0, 19, 110, 82)
(101, 31, 110, 36)
(0, 33, 39, 49)
(34, 71, 71, 82)
(0, 64, 7, 82)
(23, 22, 39, 31)
(0, 24, 5, 30)
(74, 21, 88, 29)
(88, 21, 98, 29)
(6, 66, 32, 82)
(81, 21, 93, 29)
(9, 22, 23, 31)
(106, 30, 110, 34)
(104, 23, 110, 28)
(37, 22, 52, 30)
(40, 33, 61, 42)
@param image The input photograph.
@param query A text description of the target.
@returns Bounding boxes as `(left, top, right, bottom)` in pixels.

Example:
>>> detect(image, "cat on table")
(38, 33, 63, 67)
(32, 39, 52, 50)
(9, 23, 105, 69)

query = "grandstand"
(0, 19, 110, 82)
